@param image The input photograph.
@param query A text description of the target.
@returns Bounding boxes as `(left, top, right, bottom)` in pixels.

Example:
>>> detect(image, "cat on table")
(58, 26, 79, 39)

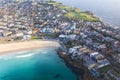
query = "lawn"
(107, 74, 115, 80)
(46, 1, 100, 22)
(64, 41, 73, 48)
(111, 70, 120, 78)
(80, 12, 100, 21)
(47, 1, 60, 5)
(99, 66, 111, 74)
(60, 5, 73, 11)
(65, 11, 99, 22)
(31, 35, 42, 40)
(43, 34, 57, 38)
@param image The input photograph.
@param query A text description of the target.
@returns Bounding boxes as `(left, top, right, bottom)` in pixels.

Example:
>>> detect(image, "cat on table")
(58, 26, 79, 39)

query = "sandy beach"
(0, 40, 60, 55)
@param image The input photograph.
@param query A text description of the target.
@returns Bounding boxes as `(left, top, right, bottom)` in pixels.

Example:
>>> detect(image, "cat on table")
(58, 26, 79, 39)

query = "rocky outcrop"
(57, 49, 96, 80)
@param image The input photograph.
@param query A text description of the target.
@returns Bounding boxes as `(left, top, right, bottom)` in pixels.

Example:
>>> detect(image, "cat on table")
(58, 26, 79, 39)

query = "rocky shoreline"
(57, 48, 96, 80)
(0, 0, 119, 80)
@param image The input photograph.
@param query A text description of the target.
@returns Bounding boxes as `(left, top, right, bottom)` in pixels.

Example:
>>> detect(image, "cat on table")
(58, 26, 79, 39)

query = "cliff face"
(57, 50, 95, 80)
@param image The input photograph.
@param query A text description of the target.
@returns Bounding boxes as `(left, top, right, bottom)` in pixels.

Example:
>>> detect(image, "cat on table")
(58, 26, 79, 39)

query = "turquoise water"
(0, 48, 77, 80)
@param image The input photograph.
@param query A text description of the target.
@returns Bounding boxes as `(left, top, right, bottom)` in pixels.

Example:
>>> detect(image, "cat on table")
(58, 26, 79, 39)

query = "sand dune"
(0, 40, 60, 54)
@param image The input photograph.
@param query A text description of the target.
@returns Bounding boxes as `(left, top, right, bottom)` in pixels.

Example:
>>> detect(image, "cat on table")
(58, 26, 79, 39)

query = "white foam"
(0, 49, 49, 60)
(16, 54, 34, 58)
(16, 51, 28, 54)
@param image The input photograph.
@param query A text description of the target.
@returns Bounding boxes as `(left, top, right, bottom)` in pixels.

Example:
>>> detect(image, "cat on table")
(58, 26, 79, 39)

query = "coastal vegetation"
(99, 66, 111, 74)
(31, 34, 57, 39)
(47, 1, 60, 5)
(31, 35, 42, 40)
(111, 70, 120, 78)
(64, 41, 73, 48)
(107, 74, 115, 80)
(47, 1, 100, 22)
(42, 33, 57, 38)
(64, 10, 99, 21)
(60, 5, 73, 11)
(0, 0, 120, 80)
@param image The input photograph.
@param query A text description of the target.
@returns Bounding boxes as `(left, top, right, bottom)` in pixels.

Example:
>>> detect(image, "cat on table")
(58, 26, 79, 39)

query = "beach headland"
(0, 1, 119, 80)
(57, 48, 96, 80)
(0, 40, 60, 55)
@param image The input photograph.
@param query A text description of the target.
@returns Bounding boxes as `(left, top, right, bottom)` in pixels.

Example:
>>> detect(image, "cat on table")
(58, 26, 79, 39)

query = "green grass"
(47, 1, 60, 5)
(43, 34, 57, 38)
(64, 11, 99, 21)
(99, 66, 111, 74)
(64, 41, 73, 48)
(80, 12, 99, 21)
(57, 2, 99, 22)
(31, 35, 42, 40)
(39, 1, 60, 5)
(46, 1, 99, 22)
(46, 1, 100, 22)
(107, 74, 115, 80)
(60, 5, 73, 11)
(111, 70, 120, 78)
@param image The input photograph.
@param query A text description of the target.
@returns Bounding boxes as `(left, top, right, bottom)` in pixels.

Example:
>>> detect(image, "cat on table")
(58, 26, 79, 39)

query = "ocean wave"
(16, 51, 29, 54)
(16, 54, 34, 58)
(0, 49, 50, 60)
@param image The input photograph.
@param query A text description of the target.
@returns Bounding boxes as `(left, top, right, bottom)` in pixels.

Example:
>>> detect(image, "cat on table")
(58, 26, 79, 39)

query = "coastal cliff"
(57, 49, 96, 80)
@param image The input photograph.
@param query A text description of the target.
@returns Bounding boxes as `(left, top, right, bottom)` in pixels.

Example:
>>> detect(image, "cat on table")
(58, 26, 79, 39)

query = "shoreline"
(0, 40, 60, 55)
(57, 48, 95, 80)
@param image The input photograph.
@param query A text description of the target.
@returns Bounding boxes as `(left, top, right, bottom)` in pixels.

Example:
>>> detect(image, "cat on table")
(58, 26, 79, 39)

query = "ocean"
(54, 0, 120, 28)
(0, 48, 77, 80)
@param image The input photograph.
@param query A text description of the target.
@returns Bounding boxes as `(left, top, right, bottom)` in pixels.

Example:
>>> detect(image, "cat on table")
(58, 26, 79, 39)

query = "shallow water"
(0, 48, 77, 80)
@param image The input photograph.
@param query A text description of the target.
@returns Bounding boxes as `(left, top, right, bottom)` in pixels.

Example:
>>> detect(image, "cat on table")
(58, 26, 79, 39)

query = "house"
(71, 51, 78, 59)
(80, 32, 87, 38)
(98, 44, 107, 52)
(90, 52, 110, 68)
(71, 23, 76, 30)
(27, 30, 32, 35)
(8, 23, 14, 28)
(97, 60, 110, 68)
(23, 35, 31, 40)
(68, 34, 76, 40)
(59, 34, 67, 39)
(68, 48, 76, 54)
(2, 31, 12, 37)
(16, 32, 24, 38)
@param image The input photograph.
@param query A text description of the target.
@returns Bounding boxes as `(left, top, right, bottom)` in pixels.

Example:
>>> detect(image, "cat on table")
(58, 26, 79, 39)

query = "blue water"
(54, 0, 120, 27)
(0, 48, 77, 80)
